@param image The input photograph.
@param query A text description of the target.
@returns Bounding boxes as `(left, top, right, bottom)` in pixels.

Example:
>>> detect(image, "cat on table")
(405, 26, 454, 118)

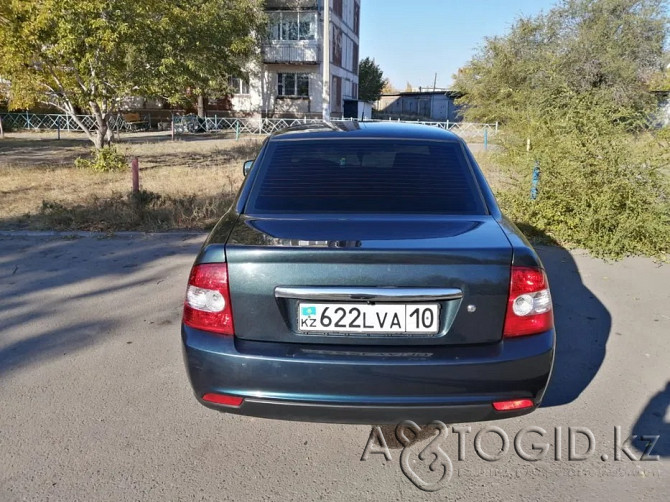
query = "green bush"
(494, 103, 670, 260)
(75, 147, 128, 172)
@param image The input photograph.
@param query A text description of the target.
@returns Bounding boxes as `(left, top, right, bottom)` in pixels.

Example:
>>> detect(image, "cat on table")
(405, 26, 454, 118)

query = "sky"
(359, 0, 561, 90)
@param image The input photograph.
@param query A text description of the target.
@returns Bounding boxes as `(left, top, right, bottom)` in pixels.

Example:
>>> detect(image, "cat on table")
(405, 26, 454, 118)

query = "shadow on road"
(632, 382, 670, 459)
(536, 244, 611, 407)
(0, 234, 202, 378)
(0, 320, 115, 378)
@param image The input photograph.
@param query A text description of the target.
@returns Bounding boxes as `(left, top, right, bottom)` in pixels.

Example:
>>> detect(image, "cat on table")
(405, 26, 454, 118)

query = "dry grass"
(0, 131, 504, 232)
(0, 131, 262, 231)
(472, 150, 507, 192)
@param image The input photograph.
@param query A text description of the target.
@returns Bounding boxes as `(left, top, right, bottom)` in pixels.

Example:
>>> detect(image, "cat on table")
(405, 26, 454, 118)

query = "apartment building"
(231, 0, 361, 119)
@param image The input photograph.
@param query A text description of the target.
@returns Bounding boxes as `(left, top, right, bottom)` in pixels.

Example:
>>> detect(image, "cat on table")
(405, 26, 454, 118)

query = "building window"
(332, 26, 343, 67)
(268, 11, 316, 41)
(229, 77, 249, 95)
(354, 1, 360, 35)
(344, 0, 354, 27)
(352, 43, 359, 73)
(332, 76, 342, 110)
(333, 0, 343, 19)
(277, 73, 309, 97)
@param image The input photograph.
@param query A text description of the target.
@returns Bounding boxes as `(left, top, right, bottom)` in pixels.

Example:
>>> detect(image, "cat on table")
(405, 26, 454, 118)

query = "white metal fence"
(0, 112, 498, 140)
(173, 116, 498, 139)
(0, 112, 153, 132)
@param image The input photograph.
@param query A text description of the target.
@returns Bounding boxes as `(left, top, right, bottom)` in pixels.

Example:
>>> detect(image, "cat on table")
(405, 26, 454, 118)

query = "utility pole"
(430, 73, 438, 120)
(322, 0, 331, 121)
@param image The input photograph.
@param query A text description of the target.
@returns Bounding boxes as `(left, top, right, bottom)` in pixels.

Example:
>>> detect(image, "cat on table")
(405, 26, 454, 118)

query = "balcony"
(262, 41, 321, 65)
(264, 0, 317, 8)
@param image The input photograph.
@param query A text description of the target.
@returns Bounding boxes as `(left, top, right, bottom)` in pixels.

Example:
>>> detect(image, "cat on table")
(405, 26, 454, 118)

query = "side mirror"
(243, 160, 254, 176)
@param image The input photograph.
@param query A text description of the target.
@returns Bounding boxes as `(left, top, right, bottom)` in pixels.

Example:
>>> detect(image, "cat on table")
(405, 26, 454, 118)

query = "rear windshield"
(245, 139, 486, 215)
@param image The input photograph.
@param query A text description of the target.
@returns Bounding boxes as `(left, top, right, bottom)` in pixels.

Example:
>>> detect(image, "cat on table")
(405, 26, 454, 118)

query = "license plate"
(297, 303, 440, 335)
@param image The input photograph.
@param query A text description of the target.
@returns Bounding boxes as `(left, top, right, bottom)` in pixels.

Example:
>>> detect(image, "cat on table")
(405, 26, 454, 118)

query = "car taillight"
(202, 393, 244, 407)
(492, 399, 534, 411)
(183, 263, 235, 335)
(503, 266, 553, 337)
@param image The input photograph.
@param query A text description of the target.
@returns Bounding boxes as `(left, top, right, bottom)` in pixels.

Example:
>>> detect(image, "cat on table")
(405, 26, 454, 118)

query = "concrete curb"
(0, 230, 207, 239)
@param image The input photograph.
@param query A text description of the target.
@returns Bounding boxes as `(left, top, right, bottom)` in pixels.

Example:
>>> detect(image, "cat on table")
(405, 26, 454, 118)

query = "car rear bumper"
(182, 325, 555, 424)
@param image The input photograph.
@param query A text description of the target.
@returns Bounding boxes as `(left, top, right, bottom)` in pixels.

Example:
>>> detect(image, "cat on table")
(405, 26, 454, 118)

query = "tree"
(0, 0, 265, 149)
(650, 56, 670, 90)
(358, 57, 385, 102)
(381, 79, 398, 94)
(454, 0, 667, 127)
(453, 0, 670, 258)
(0, 80, 7, 138)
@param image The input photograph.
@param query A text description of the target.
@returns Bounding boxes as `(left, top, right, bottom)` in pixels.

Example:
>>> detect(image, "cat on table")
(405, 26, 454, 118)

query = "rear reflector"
(202, 393, 244, 407)
(503, 266, 554, 337)
(492, 399, 534, 411)
(183, 263, 235, 335)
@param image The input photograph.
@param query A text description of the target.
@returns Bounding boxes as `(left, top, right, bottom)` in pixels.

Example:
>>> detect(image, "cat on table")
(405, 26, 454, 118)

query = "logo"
(396, 421, 453, 492)
(361, 423, 661, 490)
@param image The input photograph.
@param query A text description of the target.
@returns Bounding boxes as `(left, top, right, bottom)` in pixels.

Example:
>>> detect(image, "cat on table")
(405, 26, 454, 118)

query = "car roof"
(269, 121, 463, 142)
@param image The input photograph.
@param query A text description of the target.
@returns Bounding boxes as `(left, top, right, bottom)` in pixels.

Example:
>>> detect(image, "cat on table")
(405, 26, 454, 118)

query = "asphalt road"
(0, 233, 668, 501)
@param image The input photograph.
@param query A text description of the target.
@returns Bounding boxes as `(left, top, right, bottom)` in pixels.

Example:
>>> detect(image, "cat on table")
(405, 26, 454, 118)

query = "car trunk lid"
(222, 215, 512, 346)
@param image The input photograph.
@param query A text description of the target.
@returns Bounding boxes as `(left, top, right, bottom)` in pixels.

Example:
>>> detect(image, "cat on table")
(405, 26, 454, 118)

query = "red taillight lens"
(503, 266, 553, 337)
(492, 399, 534, 411)
(202, 393, 244, 407)
(183, 263, 235, 335)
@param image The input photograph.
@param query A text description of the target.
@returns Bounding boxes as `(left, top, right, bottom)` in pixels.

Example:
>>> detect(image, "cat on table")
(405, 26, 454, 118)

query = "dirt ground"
(0, 131, 263, 230)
